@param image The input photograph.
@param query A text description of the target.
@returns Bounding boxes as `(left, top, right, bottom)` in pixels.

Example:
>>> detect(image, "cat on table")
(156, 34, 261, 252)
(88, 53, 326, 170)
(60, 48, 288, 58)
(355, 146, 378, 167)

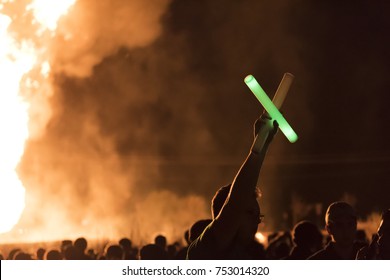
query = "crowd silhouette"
(1, 206, 388, 260)
(0, 207, 388, 260)
(1, 114, 389, 260)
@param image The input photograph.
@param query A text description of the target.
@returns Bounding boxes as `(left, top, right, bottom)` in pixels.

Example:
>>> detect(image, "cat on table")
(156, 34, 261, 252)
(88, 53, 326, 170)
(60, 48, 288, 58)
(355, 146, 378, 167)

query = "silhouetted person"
(8, 248, 21, 260)
(64, 245, 79, 260)
(36, 247, 46, 260)
(87, 249, 97, 260)
(45, 250, 63, 260)
(357, 209, 390, 259)
(187, 114, 277, 259)
(154, 234, 167, 250)
(285, 220, 323, 259)
(140, 244, 168, 260)
(119, 237, 131, 250)
(14, 252, 32, 260)
(119, 237, 137, 260)
(105, 244, 124, 260)
(60, 240, 72, 256)
(308, 201, 361, 259)
(74, 237, 91, 259)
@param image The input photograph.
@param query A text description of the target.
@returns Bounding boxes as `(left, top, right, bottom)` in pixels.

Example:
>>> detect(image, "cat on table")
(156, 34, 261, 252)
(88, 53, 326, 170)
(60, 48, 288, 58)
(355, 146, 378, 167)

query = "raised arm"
(212, 114, 278, 249)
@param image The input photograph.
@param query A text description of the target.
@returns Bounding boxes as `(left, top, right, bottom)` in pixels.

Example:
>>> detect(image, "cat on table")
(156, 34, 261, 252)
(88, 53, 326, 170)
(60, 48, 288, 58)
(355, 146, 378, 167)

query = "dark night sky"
(13, 0, 390, 238)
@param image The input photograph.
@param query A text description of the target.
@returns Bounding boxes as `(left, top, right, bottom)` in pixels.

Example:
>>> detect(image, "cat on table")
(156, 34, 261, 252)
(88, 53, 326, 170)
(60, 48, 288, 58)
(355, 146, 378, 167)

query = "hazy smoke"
(52, 0, 172, 77)
(14, 0, 212, 244)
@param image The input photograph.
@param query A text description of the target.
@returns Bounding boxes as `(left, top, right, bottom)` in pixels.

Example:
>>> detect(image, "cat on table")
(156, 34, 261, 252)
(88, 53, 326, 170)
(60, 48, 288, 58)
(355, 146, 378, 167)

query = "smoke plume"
(15, 0, 211, 244)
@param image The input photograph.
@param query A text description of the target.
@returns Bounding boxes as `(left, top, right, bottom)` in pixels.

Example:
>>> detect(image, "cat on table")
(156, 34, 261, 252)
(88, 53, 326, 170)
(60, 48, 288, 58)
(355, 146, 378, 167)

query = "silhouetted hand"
(253, 112, 278, 139)
(251, 112, 278, 154)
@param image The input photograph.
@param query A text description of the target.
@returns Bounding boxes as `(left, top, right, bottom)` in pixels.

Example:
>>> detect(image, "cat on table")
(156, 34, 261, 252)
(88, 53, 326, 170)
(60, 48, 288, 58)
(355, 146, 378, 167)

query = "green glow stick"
(244, 75, 298, 143)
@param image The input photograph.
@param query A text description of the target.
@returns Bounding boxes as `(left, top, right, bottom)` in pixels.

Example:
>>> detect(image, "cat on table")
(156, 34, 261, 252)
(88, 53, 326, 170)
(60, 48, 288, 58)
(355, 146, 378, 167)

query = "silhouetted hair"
(74, 237, 88, 252)
(154, 235, 167, 249)
(119, 238, 132, 250)
(60, 240, 72, 254)
(325, 201, 356, 225)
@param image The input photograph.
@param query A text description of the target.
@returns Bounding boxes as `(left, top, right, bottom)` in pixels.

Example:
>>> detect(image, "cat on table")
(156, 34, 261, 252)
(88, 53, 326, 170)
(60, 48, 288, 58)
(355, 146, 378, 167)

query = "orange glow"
(255, 232, 267, 244)
(27, 0, 76, 31)
(0, 13, 31, 234)
(0, 0, 76, 234)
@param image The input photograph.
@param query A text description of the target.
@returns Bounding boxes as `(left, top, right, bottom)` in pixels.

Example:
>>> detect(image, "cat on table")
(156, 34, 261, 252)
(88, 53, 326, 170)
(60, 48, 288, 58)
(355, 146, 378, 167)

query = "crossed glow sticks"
(244, 73, 298, 143)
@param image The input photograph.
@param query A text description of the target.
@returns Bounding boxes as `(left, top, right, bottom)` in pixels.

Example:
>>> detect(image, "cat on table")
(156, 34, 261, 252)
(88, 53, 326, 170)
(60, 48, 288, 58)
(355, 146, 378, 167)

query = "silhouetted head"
(212, 183, 262, 245)
(36, 248, 46, 260)
(60, 240, 72, 254)
(14, 252, 32, 260)
(8, 248, 21, 260)
(154, 235, 167, 249)
(74, 237, 88, 253)
(325, 201, 357, 245)
(377, 209, 390, 259)
(140, 244, 168, 260)
(189, 219, 212, 243)
(292, 220, 323, 251)
(105, 245, 124, 260)
(119, 238, 132, 251)
(45, 250, 63, 260)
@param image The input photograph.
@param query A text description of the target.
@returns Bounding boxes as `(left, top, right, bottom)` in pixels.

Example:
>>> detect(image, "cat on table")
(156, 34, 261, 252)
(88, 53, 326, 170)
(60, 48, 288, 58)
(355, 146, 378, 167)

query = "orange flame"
(0, 0, 76, 234)
(27, 0, 76, 32)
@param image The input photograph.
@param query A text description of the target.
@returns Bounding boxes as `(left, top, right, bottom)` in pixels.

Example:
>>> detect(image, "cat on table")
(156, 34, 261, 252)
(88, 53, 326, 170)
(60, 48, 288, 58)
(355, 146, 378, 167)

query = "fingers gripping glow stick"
(245, 74, 298, 143)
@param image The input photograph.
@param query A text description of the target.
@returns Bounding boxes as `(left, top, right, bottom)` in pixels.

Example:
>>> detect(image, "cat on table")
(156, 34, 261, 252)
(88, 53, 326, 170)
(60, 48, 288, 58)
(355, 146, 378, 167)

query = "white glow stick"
(273, 72, 294, 109)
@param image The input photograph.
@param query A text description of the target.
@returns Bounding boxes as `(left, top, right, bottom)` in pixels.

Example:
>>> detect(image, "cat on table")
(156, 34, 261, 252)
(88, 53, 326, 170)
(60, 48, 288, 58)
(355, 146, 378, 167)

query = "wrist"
(250, 133, 268, 154)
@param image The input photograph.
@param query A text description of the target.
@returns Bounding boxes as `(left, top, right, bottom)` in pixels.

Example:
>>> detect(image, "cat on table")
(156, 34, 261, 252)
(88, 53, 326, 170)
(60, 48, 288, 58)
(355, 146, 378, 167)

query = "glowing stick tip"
(244, 75, 254, 84)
